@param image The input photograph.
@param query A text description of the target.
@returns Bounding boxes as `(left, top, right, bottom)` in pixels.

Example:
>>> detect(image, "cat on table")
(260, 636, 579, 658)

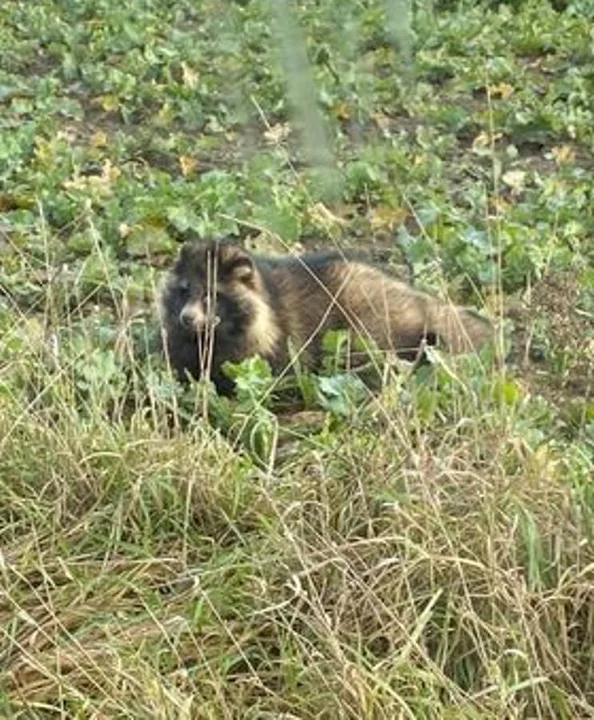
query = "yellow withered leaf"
(492, 196, 510, 214)
(551, 145, 575, 165)
(181, 62, 199, 89)
(472, 131, 502, 154)
(490, 82, 514, 99)
(331, 101, 351, 121)
(179, 155, 198, 176)
(369, 206, 408, 232)
(99, 94, 119, 112)
(156, 103, 174, 125)
(90, 130, 108, 148)
(264, 123, 291, 144)
(102, 160, 121, 182)
(308, 202, 348, 232)
(502, 169, 526, 194)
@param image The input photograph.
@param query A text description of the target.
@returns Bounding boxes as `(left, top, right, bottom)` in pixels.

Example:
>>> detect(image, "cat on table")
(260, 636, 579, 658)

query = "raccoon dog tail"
(427, 301, 493, 355)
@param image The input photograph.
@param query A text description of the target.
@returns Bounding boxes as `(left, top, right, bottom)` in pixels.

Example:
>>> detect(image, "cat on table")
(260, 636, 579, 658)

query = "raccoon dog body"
(159, 241, 492, 395)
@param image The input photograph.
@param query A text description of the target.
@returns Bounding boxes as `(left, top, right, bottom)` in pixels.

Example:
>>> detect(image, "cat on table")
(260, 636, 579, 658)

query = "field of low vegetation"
(1, 0, 593, 716)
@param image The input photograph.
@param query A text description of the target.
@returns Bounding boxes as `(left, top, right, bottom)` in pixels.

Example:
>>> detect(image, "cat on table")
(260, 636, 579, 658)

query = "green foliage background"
(0, 0, 593, 716)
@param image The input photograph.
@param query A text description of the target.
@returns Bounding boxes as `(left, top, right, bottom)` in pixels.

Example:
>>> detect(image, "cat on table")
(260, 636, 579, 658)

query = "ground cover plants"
(1, 0, 593, 716)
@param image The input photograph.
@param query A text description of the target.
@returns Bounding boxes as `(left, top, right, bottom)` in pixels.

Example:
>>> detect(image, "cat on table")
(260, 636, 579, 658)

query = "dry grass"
(1, 300, 592, 718)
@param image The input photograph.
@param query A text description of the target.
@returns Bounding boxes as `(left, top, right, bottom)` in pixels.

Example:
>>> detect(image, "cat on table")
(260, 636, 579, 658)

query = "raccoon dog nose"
(179, 302, 218, 331)
(179, 306, 199, 329)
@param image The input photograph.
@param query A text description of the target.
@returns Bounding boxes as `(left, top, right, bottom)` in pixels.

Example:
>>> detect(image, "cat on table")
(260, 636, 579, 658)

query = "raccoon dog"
(159, 240, 493, 395)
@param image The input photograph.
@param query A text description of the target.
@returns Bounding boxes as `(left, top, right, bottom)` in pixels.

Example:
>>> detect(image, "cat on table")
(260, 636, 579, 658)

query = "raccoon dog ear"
(218, 244, 255, 284)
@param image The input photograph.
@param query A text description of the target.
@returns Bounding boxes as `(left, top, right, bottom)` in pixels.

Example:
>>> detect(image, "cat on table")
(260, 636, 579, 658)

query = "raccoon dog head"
(159, 241, 271, 393)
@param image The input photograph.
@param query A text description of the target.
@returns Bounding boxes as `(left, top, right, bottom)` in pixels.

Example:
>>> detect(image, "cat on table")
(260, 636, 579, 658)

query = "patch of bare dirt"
(508, 271, 593, 414)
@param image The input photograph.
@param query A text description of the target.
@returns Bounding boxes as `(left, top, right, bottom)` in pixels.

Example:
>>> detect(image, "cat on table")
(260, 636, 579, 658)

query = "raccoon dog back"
(159, 240, 493, 394)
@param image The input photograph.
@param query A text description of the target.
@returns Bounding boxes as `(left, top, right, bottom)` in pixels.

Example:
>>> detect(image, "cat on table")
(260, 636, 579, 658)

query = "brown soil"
(508, 271, 593, 416)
